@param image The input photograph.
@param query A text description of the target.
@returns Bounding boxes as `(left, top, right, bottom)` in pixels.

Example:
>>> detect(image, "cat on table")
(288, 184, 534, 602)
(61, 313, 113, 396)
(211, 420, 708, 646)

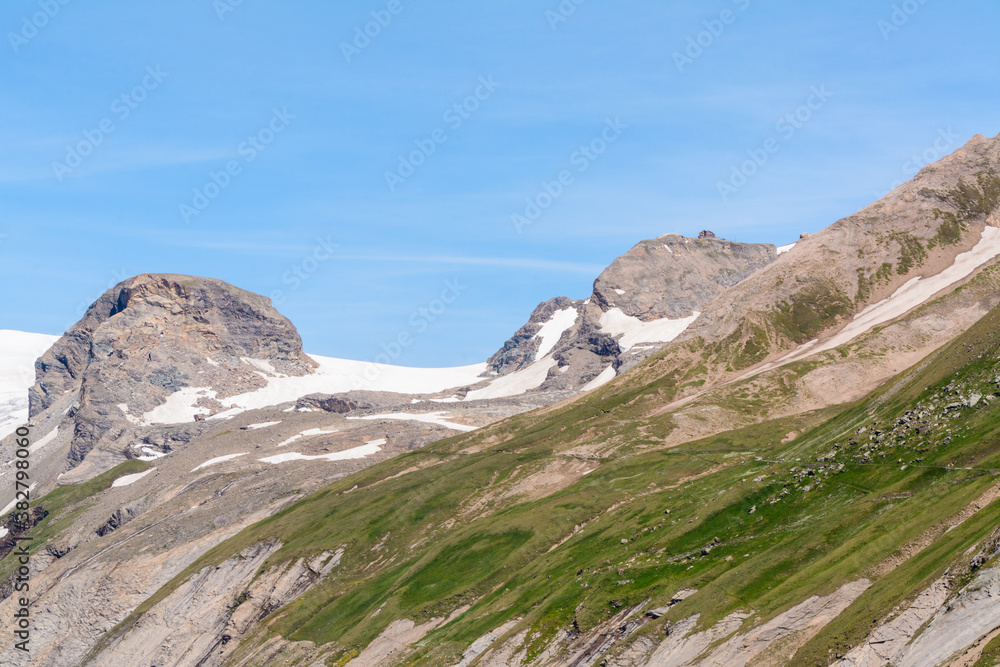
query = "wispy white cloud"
(60, 146, 237, 177)
(129, 229, 605, 273)
(0, 146, 235, 184)
(337, 254, 605, 274)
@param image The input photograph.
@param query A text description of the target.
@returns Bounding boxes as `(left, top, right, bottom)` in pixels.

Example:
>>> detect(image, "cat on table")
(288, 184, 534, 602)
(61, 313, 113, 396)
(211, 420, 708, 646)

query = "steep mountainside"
(677, 133, 1000, 378)
(78, 270, 1000, 667)
(2, 133, 1000, 666)
(485, 235, 777, 393)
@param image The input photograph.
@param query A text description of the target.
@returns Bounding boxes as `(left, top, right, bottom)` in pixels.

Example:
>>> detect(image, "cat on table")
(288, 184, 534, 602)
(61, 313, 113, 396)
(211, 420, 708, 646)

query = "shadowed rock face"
(28, 273, 315, 465)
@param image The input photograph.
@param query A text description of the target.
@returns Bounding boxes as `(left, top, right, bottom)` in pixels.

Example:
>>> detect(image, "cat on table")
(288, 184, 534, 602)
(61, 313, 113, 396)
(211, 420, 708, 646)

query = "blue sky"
(1, 0, 998, 366)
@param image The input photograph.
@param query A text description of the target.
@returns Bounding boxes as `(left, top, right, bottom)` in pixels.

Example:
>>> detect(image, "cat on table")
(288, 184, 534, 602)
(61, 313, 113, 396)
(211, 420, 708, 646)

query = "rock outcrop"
(28, 273, 315, 470)
(485, 235, 777, 391)
(591, 235, 776, 320)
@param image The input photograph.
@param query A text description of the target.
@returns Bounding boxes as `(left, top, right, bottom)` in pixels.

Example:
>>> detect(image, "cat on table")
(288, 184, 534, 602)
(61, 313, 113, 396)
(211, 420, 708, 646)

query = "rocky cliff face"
(485, 235, 777, 391)
(28, 274, 315, 469)
(591, 234, 776, 320)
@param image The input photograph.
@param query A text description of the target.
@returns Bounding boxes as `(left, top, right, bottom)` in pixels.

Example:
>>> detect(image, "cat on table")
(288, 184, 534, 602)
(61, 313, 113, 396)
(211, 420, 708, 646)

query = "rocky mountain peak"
(28, 273, 314, 468)
(591, 234, 776, 320)
(484, 234, 777, 391)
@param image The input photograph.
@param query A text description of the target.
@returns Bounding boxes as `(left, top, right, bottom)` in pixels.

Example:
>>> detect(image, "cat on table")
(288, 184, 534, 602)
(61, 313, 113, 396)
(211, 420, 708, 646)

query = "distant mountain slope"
(81, 266, 1000, 667)
(3, 133, 1000, 666)
(677, 133, 1000, 377)
(0, 330, 59, 440)
(6, 237, 782, 489)
(483, 235, 777, 395)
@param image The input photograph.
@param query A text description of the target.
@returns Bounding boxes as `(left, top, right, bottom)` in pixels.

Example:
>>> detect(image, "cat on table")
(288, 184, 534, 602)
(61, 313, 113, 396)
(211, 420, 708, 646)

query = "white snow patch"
(429, 396, 462, 403)
(138, 446, 168, 462)
(207, 357, 488, 423)
(205, 357, 219, 367)
(347, 412, 476, 432)
(0, 331, 60, 440)
(192, 453, 247, 471)
(241, 357, 286, 378)
(663, 244, 673, 254)
(598, 308, 700, 352)
(112, 469, 155, 488)
(779, 226, 1000, 365)
(465, 357, 556, 401)
(29, 427, 59, 453)
(534, 308, 579, 359)
(776, 242, 796, 254)
(143, 387, 217, 425)
(259, 439, 385, 465)
(582, 366, 617, 391)
(614, 289, 626, 295)
(135, 356, 487, 426)
(246, 421, 281, 430)
(0, 527, 7, 539)
(278, 427, 339, 448)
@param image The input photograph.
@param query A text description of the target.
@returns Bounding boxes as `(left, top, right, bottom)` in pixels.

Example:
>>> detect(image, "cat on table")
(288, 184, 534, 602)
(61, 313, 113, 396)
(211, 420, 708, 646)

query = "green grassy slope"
(0, 459, 151, 592)
(90, 301, 1000, 666)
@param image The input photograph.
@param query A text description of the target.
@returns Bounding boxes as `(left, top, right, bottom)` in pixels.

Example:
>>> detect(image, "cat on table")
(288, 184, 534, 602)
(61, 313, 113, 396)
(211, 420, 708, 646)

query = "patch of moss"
(951, 170, 1000, 219)
(875, 262, 894, 285)
(924, 170, 1000, 249)
(713, 324, 771, 371)
(889, 232, 927, 275)
(972, 631, 1000, 667)
(771, 283, 853, 345)
(855, 268, 871, 303)
(929, 208, 966, 248)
